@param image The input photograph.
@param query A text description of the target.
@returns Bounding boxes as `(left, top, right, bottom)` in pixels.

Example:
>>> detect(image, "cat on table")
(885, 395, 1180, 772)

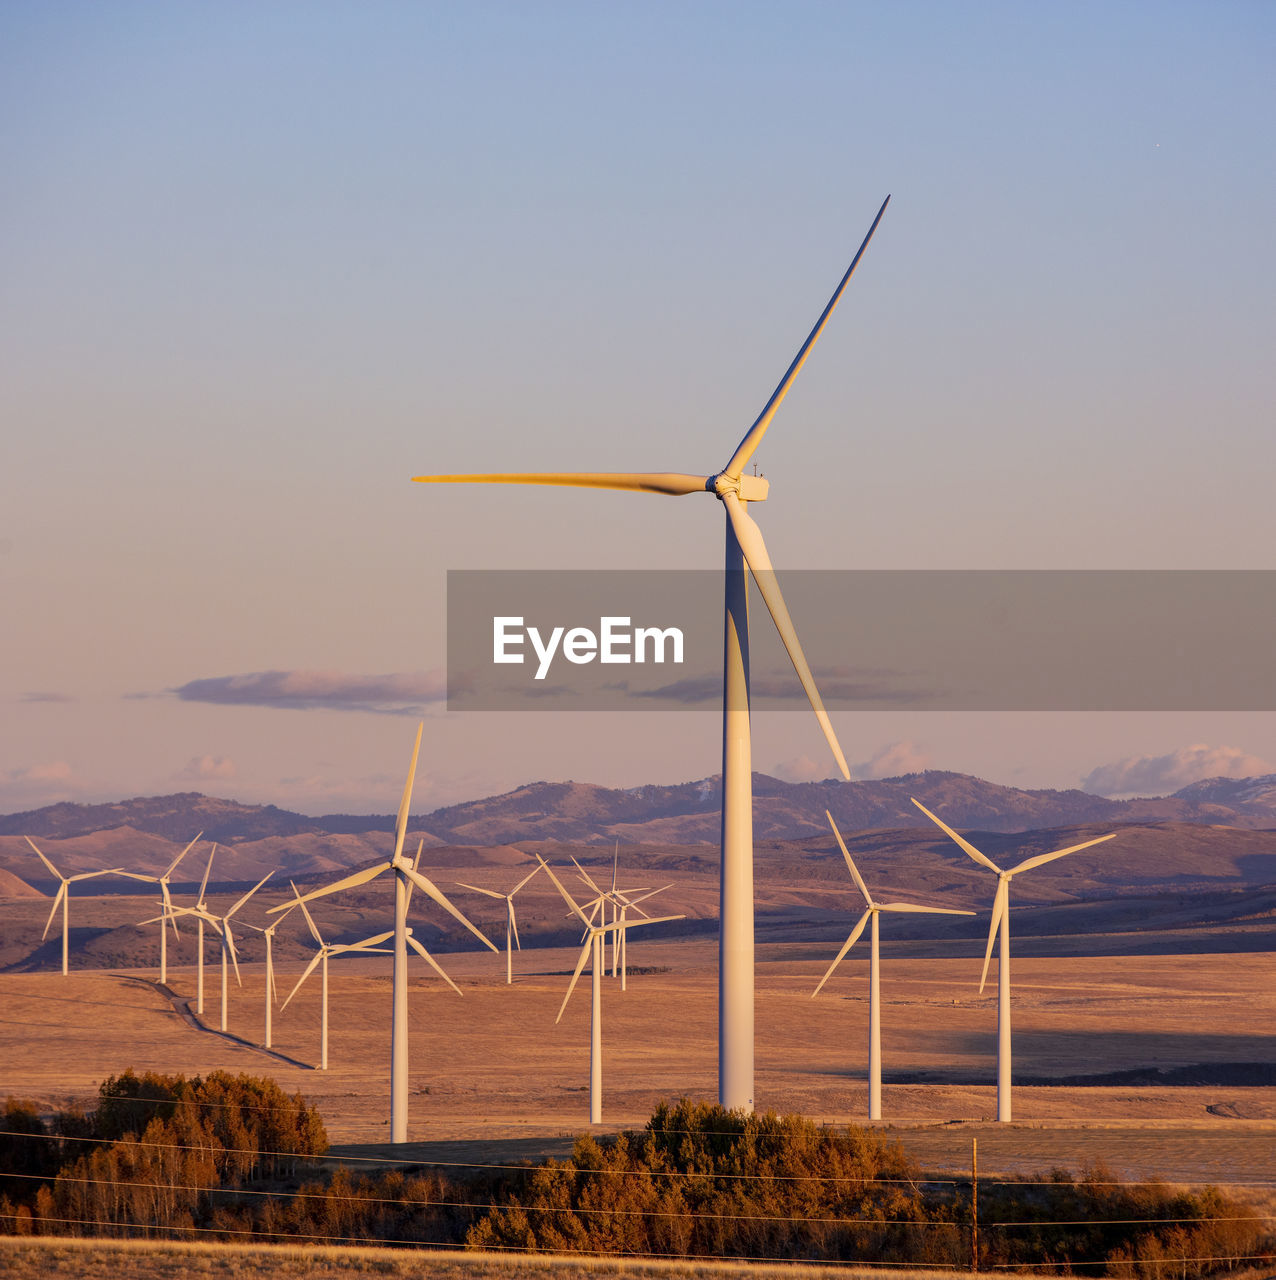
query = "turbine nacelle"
(708, 472, 769, 503)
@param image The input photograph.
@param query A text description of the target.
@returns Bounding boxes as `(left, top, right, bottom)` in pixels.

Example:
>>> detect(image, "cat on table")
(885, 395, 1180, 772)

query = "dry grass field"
(0, 1236, 1084, 1280)
(3, 930, 1273, 1192)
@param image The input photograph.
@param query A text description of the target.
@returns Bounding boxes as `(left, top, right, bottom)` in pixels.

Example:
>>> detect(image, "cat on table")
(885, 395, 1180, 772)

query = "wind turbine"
(209, 873, 273, 1033)
(268, 723, 495, 1140)
(911, 798, 1116, 1122)
(282, 892, 395, 1070)
(414, 198, 888, 1110)
(455, 863, 542, 984)
(167, 844, 219, 1015)
(811, 811, 973, 1120)
(241, 900, 295, 1049)
(538, 856, 682, 1124)
(121, 833, 203, 984)
(25, 837, 123, 975)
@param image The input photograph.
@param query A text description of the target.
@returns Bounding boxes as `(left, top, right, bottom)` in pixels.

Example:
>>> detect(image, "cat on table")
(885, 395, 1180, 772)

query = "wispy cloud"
(6, 760, 73, 784)
(851, 740, 931, 780)
(1081, 743, 1273, 797)
(174, 755, 237, 781)
(771, 740, 932, 784)
(631, 667, 937, 706)
(170, 670, 447, 715)
(21, 691, 75, 703)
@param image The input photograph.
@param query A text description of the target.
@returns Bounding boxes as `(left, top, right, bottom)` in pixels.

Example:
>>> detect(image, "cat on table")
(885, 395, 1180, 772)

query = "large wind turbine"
(538, 856, 682, 1124)
(414, 197, 889, 1109)
(911, 798, 1116, 1122)
(456, 864, 542, 984)
(25, 837, 122, 975)
(268, 723, 495, 1141)
(811, 811, 973, 1120)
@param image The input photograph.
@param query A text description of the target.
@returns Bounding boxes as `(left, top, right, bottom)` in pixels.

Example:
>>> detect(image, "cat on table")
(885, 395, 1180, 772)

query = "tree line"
(2, 1081, 1268, 1275)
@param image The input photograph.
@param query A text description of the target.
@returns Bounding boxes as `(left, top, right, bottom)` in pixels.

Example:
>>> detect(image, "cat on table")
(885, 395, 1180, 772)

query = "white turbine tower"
(538, 856, 682, 1124)
(412, 198, 888, 1112)
(911, 797, 1116, 1122)
(456, 863, 542, 984)
(811, 811, 973, 1120)
(122, 833, 203, 984)
(268, 723, 495, 1140)
(25, 837, 122, 975)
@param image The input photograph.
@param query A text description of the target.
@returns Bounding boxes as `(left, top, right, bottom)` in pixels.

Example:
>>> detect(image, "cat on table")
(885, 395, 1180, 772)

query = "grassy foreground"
(0, 1236, 1046, 1280)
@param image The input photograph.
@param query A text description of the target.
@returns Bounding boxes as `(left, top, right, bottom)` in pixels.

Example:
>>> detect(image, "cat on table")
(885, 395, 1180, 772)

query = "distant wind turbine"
(911, 797, 1116, 1122)
(209, 873, 273, 1033)
(268, 723, 494, 1140)
(122, 833, 203, 984)
(25, 837, 123, 976)
(413, 197, 890, 1111)
(538, 855, 682, 1124)
(811, 811, 973, 1120)
(241, 899, 296, 1049)
(456, 863, 542, 984)
(282, 891, 396, 1071)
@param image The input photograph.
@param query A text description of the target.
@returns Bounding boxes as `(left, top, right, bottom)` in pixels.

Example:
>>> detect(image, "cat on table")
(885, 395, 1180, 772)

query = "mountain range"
(4, 770, 1276, 850)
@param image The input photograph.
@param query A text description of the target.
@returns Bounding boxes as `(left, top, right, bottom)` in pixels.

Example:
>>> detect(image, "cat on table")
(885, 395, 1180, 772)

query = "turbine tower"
(413, 197, 889, 1110)
(811, 811, 972, 1120)
(268, 723, 495, 1141)
(911, 798, 1115, 1122)
(25, 837, 122, 975)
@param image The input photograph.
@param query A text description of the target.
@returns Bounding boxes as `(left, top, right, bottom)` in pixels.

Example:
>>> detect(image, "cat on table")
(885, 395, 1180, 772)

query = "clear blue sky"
(3, 2, 1274, 813)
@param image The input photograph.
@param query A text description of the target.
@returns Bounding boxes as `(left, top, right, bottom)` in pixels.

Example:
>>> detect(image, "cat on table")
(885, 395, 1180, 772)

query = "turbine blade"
(293, 889, 326, 947)
(811, 909, 872, 997)
(724, 196, 890, 479)
(404, 841, 423, 912)
(1010, 833, 1117, 876)
(570, 856, 604, 896)
(455, 882, 505, 899)
(980, 879, 1009, 994)
(198, 846, 216, 905)
(405, 933, 463, 995)
(509, 901, 522, 952)
(879, 902, 976, 916)
(390, 723, 424, 867)
(165, 832, 203, 879)
(611, 841, 619, 894)
(510, 863, 542, 895)
(225, 925, 242, 985)
(826, 811, 872, 905)
(281, 953, 324, 1011)
(910, 798, 1003, 873)
(227, 872, 272, 919)
(269, 862, 388, 912)
(42, 885, 66, 940)
(556, 937, 595, 1023)
(536, 855, 590, 926)
(25, 837, 63, 883)
(400, 864, 498, 951)
(412, 471, 711, 497)
(723, 492, 850, 780)
(346, 929, 396, 950)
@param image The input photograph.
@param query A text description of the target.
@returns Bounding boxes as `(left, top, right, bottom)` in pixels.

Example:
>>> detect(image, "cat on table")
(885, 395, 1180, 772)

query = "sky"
(3, 2, 1275, 816)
